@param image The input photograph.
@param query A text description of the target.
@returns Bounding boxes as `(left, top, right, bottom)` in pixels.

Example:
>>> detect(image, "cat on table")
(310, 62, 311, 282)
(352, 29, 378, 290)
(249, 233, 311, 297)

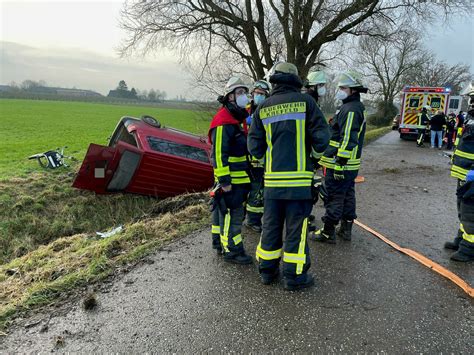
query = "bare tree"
(403, 57, 472, 95)
(355, 27, 425, 120)
(120, 0, 466, 90)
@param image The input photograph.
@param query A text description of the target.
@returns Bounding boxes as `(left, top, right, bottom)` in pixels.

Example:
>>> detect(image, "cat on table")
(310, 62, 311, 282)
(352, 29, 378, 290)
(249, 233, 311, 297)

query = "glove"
(334, 164, 345, 181)
(335, 156, 348, 166)
(466, 170, 474, 182)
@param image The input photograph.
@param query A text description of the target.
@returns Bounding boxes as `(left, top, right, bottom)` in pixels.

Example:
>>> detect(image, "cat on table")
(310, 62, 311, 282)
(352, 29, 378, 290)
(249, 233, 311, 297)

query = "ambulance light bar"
(404, 86, 449, 93)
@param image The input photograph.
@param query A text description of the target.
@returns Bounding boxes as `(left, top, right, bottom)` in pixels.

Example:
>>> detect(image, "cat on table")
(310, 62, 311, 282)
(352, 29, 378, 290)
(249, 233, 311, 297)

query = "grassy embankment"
(0, 99, 211, 330)
(0, 99, 391, 331)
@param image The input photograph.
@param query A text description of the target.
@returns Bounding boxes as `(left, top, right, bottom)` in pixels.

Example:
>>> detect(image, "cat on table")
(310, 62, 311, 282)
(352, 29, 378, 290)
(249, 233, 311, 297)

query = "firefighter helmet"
(223, 76, 249, 97)
(252, 79, 271, 93)
(306, 71, 327, 86)
(337, 71, 367, 89)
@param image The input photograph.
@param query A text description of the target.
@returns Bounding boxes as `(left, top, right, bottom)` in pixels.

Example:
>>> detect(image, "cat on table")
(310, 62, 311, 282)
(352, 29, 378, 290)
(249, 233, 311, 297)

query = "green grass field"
(0, 99, 211, 178)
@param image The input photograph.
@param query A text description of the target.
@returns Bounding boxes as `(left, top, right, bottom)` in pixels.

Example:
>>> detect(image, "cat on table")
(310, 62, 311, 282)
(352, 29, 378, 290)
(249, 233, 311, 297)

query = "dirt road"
(1, 131, 472, 352)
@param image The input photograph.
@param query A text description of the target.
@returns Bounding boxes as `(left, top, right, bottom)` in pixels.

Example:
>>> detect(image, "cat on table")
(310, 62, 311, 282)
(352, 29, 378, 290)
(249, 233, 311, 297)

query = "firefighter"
(416, 106, 430, 147)
(244, 80, 271, 233)
(446, 113, 456, 150)
(208, 76, 252, 264)
(248, 62, 330, 290)
(312, 71, 368, 244)
(444, 87, 474, 262)
(305, 70, 327, 105)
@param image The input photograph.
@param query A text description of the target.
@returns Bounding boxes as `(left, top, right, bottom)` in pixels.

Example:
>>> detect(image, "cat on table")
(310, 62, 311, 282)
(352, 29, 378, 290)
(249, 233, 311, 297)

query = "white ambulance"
(398, 86, 453, 139)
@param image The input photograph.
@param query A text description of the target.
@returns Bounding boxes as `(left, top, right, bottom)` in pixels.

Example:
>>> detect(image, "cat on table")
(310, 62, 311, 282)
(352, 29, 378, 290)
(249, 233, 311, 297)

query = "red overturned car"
(72, 116, 214, 197)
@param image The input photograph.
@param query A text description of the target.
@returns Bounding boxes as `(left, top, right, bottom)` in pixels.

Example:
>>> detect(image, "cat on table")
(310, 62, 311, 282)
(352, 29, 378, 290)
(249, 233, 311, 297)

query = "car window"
(147, 136, 209, 163)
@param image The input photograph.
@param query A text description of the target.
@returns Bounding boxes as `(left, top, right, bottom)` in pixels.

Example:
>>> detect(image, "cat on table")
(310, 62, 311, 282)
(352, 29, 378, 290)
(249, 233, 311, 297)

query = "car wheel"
(141, 115, 161, 128)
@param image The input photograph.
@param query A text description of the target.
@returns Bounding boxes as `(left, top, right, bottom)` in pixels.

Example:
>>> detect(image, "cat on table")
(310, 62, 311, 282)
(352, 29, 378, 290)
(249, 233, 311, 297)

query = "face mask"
(317, 86, 326, 97)
(236, 94, 249, 108)
(253, 94, 265, 105)
(335, 89, 348, 101)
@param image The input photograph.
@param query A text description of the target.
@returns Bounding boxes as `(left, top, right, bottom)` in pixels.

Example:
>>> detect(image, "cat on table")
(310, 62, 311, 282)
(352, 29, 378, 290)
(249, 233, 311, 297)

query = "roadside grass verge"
(0, 193, 209, 331)
(364, 126, 392, 146)
(0, 172, 160, 264)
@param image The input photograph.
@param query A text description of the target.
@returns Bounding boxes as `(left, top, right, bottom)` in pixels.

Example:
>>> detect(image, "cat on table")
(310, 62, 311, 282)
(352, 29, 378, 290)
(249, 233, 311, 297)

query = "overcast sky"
(1, 0, 473, 99)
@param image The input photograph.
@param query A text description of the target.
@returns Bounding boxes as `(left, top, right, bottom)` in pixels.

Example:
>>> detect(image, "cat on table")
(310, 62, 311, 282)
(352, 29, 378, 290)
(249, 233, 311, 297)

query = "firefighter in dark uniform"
(244, 80, 271, 233)
(416, 106, 430, 147)
(312, 71, 368, 244)
(209, 76, 252, 264)
(305, 70, 327, 104)
(248, 62, 329, 290)
(444, 86, 474, 262)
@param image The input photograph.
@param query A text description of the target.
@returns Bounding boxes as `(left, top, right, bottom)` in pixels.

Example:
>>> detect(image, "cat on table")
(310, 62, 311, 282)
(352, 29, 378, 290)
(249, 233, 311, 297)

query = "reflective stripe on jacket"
(320, 93, 366, 178)
(209, 109, 250, 185)
(451, 136, 474, 181)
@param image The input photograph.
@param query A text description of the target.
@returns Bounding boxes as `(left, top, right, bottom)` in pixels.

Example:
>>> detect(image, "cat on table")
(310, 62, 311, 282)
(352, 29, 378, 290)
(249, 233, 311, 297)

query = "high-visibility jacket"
(209, 107, 250, 186)
(418, 112, 429, 127)
(320, 93, 366, 179)
(248, 72, 330, 200)
(451, 126, 474, 181)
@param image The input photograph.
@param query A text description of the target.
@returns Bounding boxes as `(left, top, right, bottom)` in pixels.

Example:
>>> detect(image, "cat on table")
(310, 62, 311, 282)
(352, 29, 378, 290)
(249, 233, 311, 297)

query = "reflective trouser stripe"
(247, 204, 264, 213)
(256, 242, 282, 260)
(211, 225, 220, 234)
(329, 140, 340, 148)
(220, 211, 232, 252)
(451, 165, 468, 180)
(460, 224, 474, 243)
(463, 231, 474, 243)
(282, 217, 308, 275)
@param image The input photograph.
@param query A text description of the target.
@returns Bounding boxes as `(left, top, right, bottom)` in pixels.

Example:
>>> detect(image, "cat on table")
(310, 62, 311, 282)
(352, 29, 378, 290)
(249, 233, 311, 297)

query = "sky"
(0, 0, 473, 99)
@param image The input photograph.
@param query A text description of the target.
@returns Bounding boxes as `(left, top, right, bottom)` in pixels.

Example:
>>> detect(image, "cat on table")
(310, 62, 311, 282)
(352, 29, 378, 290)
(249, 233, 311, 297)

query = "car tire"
(141, 115, 161, 128)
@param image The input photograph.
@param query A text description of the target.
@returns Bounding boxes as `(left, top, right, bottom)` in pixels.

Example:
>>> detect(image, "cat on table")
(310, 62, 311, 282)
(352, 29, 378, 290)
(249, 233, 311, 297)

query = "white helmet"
(306, 71, 327, 86)
(252, 79, 271, 93)
(223, 76, 249, 97)
(337, 71, 367, 89)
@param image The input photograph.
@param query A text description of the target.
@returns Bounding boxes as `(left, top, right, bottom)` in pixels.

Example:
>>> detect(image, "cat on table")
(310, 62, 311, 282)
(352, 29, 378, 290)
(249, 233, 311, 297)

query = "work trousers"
(417, 128, 426, 146)
(256, 199, 313, 279)
(446, 131, 454, 150)
(246, 167, 264, 227)
(218, 186, 248, 255)
(322, 170, 357, 227)
(431, 130, 443, 148)
(457, 181, 474, 256)
(211, 208, 220, 249)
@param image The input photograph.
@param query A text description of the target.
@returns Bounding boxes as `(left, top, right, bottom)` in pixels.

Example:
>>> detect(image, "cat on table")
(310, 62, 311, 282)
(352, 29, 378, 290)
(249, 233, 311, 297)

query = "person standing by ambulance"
(209, 76, 252, 264)
(416, 106, 430, 147)
(312, 71, 368, 244)
(244, 80, 271, 233)
(248, 62, 329, 290)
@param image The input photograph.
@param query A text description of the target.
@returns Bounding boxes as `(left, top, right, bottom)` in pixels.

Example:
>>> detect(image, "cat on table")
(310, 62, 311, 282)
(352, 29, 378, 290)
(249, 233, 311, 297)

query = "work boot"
(337, 220, 353, 241)
(212, 241, 223, 254)
(450, 251, 474, 262)
(308, 215, 317, 232)
(260, 269, 279, 285)
(444, 234, 462, 251)
(223, 251, 253, 265)
(283, 273, 315, 291)
(311, 225, 336, 244)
